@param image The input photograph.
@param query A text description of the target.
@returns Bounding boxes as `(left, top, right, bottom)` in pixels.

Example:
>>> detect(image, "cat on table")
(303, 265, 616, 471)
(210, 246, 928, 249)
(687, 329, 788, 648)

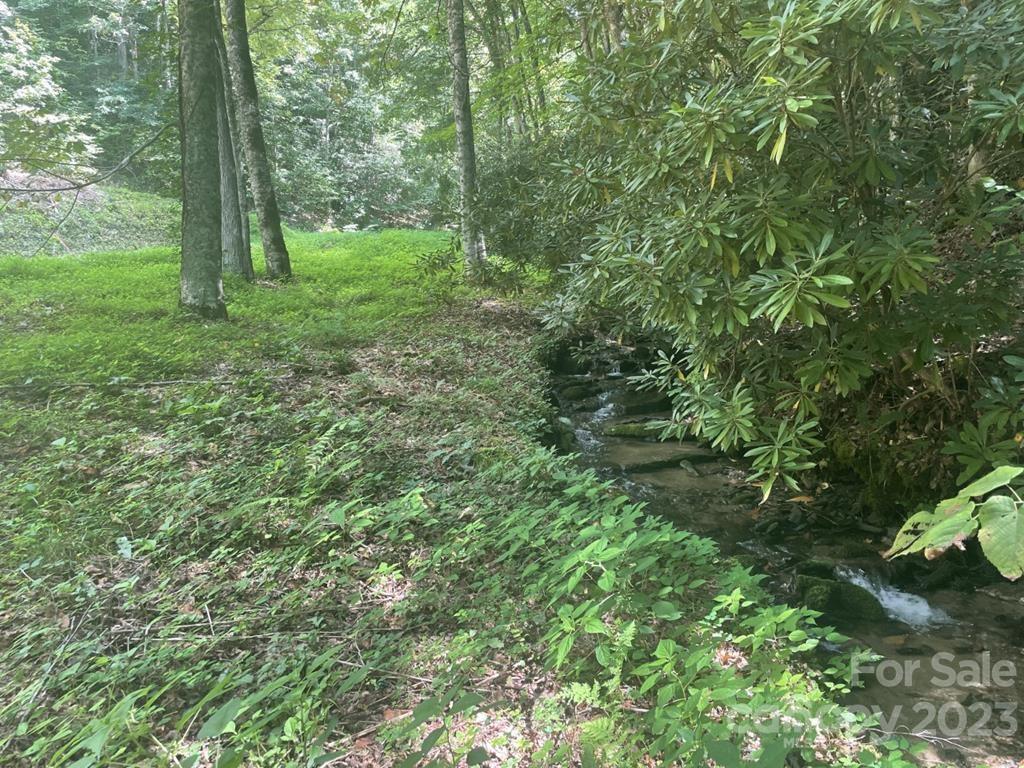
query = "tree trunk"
(446, 0, 484, 266)
(514, 0, 546, 118)
(223, 0, 291, 279)
(216, 84, 253, 280)
(603, 0, 623, 52)
(178, 0, 227, 319)
(214, 6, 254, 280)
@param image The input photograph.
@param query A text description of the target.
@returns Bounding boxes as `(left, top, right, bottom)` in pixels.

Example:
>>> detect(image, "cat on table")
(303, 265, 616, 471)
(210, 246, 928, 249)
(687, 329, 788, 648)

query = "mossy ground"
(0, 229, 911, 767)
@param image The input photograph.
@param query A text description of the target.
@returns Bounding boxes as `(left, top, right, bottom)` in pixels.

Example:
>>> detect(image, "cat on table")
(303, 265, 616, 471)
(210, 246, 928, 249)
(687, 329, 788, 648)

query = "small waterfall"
(836, 566, 954, 629)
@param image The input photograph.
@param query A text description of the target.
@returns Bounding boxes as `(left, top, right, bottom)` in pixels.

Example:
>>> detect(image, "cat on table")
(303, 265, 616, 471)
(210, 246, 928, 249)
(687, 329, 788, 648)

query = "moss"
(796, 574, 887, 622)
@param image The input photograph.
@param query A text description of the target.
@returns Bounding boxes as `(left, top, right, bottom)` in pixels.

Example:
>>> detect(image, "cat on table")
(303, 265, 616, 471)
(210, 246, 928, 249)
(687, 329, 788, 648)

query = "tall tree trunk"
(464, 0, 508, 142)
(514, 0, 546, 118)
(602, 0, 623, 52)
(214, 6, 254, 280)
(446, 0, 484, 266)
(216, 83, 253, 280)
(178, 0, 227, 319)
(223, 0, 292, 278)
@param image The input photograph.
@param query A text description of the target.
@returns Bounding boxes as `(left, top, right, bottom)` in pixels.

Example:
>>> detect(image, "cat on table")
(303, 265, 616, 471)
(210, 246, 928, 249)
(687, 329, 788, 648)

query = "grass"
(0, 229, 914, 767)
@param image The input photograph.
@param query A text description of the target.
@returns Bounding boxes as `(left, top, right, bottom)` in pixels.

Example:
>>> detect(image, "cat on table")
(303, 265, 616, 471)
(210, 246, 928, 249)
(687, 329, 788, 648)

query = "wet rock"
(795, 574, 887, 622)
(614, 390, 672, 416)
(978, 582, 1024, 605)
(548, 416, 577, 452)
(678, 460, 700, 477)
(795, 559, 838, 579)
(559, 380, 606, 401)
(546, 340, 590, 375)
(602, 420, 659, 439)
(895, 643, 935, 656)
(572, 397, 600, 412)
(602, 439, 718, 473)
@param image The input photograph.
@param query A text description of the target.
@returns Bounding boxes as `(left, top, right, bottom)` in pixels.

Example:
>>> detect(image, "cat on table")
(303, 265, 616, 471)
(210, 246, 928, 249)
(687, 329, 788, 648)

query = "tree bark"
(514, 0, 546, 118)
(602, 0, 624, 52)
(178, 0, 227, 319)
(214, 7, 254, 280)
(446, 0, 484, 266)
(216, 84, 253, 280)
(223, 0, 292, 278)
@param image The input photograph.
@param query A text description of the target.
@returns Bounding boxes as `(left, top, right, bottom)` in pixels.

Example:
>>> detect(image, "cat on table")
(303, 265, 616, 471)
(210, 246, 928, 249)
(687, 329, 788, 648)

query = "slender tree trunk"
(446, 0, 484, 266)
(178, 0, 227, 319)
(216, 84, 253, 279)
(223, 0, 291, 278)
(603, 0, 623, 52)
(464, 0, 508, 142)
(514, 0, 546, 117)
(214, 6, 254, 280)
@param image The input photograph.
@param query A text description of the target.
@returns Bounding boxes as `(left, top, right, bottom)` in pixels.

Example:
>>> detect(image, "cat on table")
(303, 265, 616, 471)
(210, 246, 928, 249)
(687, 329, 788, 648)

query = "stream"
(552, 367, 1024, 767)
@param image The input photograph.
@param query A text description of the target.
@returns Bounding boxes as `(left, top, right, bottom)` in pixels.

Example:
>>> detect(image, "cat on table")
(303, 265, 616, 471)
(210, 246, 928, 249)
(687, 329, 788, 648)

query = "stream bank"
(549, 360, 1024, 768)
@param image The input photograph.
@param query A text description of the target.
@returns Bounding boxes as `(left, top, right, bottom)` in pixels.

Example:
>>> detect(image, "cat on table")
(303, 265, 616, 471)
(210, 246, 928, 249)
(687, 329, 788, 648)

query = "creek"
(552, 366, 1024, 768)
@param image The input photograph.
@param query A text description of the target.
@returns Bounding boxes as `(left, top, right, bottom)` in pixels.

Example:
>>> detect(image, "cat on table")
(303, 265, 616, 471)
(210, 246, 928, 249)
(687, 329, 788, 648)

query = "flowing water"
(554, 370, 1024, 767)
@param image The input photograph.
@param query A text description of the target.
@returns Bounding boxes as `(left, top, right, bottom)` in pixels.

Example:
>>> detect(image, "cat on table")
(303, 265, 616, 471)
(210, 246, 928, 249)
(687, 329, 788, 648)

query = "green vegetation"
(4, 0, 1024, 761)
(505, 0, 1024, 511)
(0, 186, 180, 257)
(1, 231, 914, 767)
(887, 466, 1024, 581)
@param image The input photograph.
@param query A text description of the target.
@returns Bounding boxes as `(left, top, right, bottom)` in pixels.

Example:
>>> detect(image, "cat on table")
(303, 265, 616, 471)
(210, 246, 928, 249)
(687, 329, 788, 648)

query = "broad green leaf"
(198, 698, 242, 740)
(977, 496, 1024, 580)
(958, 466, 1023, 498)
(651, 601, 682, 620)
(705, 739, 741, 767)
(412, 698, 443, 724)
(915, 509, 977, 555)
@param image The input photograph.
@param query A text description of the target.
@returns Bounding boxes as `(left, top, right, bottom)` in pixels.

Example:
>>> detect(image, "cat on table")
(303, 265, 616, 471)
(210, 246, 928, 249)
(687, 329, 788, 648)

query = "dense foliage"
(484, 0, 1024, 509)
(0, 231, 915, 767)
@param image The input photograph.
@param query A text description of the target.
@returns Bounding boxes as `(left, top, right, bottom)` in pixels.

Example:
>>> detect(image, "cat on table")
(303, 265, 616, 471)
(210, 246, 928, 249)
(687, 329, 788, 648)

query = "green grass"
(0, 228, 451, 387)
(0, 230, 912, 768)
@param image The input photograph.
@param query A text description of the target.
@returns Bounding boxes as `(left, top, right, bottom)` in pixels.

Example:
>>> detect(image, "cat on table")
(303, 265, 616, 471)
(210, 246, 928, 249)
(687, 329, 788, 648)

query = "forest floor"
(0, 230, 899, 767)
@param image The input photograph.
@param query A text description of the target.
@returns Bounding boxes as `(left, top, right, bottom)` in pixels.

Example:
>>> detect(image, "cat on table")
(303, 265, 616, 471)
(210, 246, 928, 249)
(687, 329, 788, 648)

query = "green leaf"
(977, 495, 1024, 580)
(651, 601, 682, 620)
(451, 692, 485, 715)
(915, 508, 977, 555)
(467, 747, 491, 765)
(412, 698, 443, 725)
(198, 698, 242, 740)
(958, 466, 1023, 498)
(705, 739, 741, 767)
(216, 749, 243, 768)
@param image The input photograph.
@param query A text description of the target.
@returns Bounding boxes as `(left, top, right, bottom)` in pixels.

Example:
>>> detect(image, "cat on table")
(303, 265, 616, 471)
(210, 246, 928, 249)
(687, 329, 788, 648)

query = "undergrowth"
(0, 231, 916, 766)
(0, 187, 181, 258)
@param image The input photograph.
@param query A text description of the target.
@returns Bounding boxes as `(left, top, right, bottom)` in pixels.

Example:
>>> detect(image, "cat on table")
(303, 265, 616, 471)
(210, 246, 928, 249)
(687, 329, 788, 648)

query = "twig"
(204, 604, 216, 636)
(377, 0, 409, 76)
(0, 124, 173, 194)
(29, 189, 80, 258)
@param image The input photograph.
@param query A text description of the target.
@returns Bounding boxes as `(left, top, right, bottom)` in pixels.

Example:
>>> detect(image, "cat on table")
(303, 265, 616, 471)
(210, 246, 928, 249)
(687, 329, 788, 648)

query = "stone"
(795, 574, 887, 622)
(559, 380, 606, 401)
(602, 421, 659, 439)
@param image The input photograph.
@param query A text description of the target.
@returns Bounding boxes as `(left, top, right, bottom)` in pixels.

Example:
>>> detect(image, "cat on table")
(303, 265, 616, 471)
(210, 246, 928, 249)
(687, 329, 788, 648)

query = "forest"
(1, 0, 1023, 766)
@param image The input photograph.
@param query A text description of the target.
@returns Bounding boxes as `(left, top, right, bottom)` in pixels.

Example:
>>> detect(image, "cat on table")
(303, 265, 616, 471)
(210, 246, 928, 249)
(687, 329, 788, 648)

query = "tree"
(178, 0, 226, 319)
(223, 0, 291, 279)
(214, 5, 254, 280)
(0, 2, 96, 170)
(446, 0, 484, 266)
